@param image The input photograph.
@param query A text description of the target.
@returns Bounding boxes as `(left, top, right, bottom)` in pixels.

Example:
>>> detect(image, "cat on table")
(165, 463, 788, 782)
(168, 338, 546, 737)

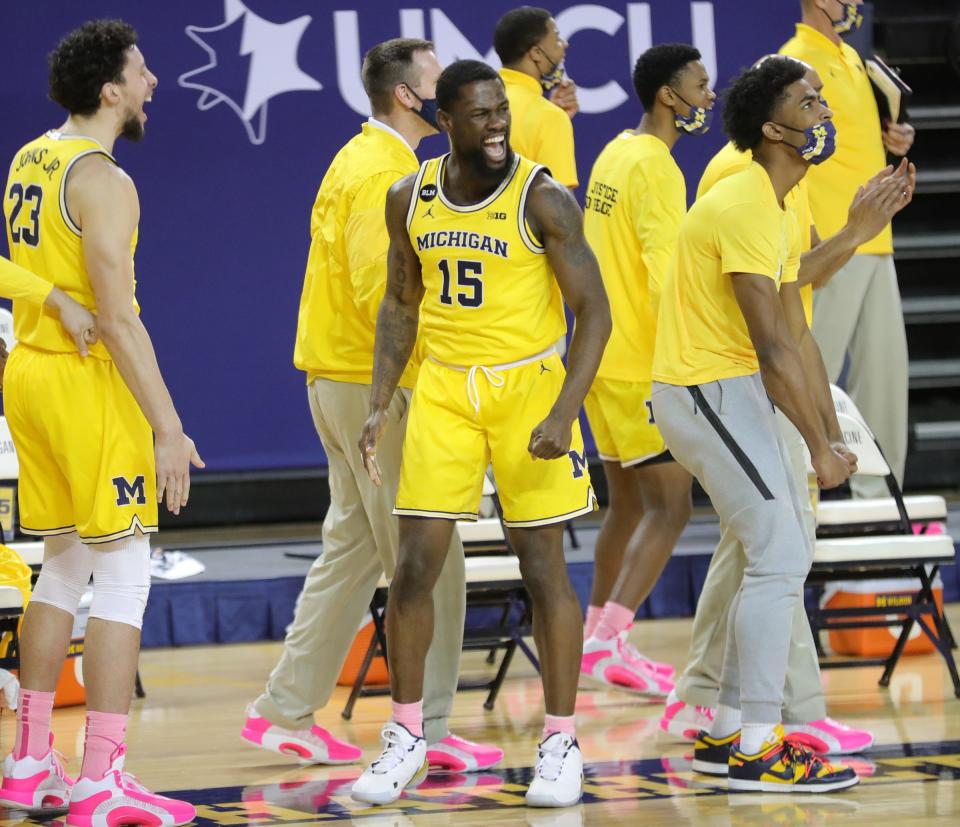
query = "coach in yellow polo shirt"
(244, 38, 502, 772)
(781, 0, 916, 496)
(651, 57, 859, 792)
(494, 7, 579, 187)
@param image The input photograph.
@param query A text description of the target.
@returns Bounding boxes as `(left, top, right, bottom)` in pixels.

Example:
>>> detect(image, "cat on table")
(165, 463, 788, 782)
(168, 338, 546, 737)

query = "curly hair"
(436, 60, 502, 112)
(48, 20, 138, 116)
(493, 7, 552, 66)
(632, 43, 702, 110)
(722, 57, 807, 152)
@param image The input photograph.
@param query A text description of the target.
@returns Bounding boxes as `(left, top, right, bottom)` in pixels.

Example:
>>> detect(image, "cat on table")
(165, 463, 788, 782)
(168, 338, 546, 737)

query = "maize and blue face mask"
(670, 89, 712, 135)
(775, 119, 838, 164)
(534, 47, 565, 92)
(822, 1, 863, 35)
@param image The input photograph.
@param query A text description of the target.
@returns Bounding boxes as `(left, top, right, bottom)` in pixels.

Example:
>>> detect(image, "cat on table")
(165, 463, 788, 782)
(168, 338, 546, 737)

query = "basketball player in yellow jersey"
(579, 44, 714, 697)
(1, 21, 199, 825)
(353, 60, 610, 808)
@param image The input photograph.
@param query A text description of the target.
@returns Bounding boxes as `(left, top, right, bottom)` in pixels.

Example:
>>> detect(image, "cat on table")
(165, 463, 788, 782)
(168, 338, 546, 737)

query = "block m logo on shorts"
(113, 475, 147, 506)
(568, 450, 588, 479)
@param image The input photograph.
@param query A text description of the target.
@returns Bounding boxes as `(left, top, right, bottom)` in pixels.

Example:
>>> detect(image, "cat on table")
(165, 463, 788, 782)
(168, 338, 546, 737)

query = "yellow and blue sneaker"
(727, 725, 859, 793)
(691, 729, 739, 776)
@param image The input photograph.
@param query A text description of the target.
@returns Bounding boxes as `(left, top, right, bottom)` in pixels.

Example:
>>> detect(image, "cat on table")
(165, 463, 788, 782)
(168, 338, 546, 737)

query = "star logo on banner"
(178, 0, 321, 145)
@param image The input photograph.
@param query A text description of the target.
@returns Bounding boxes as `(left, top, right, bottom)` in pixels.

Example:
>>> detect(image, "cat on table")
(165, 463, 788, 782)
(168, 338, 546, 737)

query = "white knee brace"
(30, 532, 93, 617)
(88, 534, 152, 630)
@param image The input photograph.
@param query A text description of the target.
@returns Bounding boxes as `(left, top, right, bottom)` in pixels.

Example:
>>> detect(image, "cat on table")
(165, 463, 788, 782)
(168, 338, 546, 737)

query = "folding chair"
(816, 386, 948, 537)
(342, 475, 539, 719)
(805, 412, 960, 697)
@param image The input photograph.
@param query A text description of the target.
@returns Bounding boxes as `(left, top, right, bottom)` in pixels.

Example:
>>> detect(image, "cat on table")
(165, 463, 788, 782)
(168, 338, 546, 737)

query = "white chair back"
(0, 308, 14, 350)
(836, 412, 889, 477)
(829, 384, 870, 432)
(0, 418, 19, 480)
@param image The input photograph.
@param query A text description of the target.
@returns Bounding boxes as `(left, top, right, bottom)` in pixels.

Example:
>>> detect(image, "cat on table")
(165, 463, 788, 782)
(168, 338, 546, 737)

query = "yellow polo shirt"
(0, 256, 53, 305)
(499, 67, 578, 187)
(698, 141, 814, 325)
(653, 162, 801, 386)
(584, 132, 685, 381)
(780, 23, 892, 255)
(293, 120, 420, 388)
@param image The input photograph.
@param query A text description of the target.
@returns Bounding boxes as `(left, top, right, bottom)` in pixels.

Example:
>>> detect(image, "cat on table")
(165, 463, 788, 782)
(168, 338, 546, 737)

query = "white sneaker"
(659, 689, 715, 741)
(525, 733, 583, 808)
(351, 724, 428, 806)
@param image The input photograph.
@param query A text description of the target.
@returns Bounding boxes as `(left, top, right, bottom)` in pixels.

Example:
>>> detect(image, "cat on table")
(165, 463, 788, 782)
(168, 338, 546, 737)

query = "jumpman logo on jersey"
(422, 205, 436, 219)
(539, 361, 551, 374)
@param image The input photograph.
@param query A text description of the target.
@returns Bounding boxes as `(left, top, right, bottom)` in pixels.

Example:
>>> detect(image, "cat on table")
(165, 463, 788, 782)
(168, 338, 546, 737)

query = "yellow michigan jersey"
(396, 154, 594, 526)
(406, 153, 565, 366)
(5, 132, 139, 359)
(3, 132, 155, 543)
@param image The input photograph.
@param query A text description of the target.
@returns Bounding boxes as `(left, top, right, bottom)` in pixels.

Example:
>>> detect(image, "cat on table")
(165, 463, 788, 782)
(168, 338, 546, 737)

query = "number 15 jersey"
(406, 153, 565, 366)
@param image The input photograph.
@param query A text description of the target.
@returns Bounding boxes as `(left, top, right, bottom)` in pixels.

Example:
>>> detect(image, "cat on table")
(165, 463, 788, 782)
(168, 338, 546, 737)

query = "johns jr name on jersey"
(416, 230, 509, 258)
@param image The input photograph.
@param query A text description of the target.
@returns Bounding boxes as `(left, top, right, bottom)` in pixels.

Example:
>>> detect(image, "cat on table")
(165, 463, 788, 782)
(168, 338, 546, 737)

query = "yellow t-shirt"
(406, 153, 565, 365)
(698, 141, 814, 325)
(0, 256, 53, 305)
(294, 121, 420, 388)
(653, 162, 801, 386)
(499, 68, 578, 188)
(780, 23, 891, 255)
(4, 132, 138, 360)
(584, 132, 685, 382)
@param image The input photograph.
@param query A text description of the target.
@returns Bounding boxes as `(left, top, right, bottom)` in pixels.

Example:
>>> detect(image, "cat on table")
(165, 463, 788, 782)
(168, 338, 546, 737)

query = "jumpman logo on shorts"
(539, 361, 550, 375)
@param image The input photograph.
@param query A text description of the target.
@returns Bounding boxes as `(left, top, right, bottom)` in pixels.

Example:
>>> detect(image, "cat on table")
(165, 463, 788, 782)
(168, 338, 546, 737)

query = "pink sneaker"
(659, 689, 715, 741)
(66, 744, 194, 827)
(0, 743, 73, 813)
(426, 734, 504, 772)
(617, 631, 676, 679)
(783, 718, 875, 755)
(240, 705, 361, 764)
(581, 636, 674, 697)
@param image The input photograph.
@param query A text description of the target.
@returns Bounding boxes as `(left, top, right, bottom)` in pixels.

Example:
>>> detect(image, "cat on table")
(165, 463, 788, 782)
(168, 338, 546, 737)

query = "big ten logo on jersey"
(568, 449, 589, 479)
(585, 180, 618, 216)
(112, 476, 147, 507)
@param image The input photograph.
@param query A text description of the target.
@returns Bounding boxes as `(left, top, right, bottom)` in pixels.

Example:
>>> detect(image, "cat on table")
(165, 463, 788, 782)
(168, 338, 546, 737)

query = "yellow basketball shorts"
(395, 351, 596, 527)
(584, 376, 667, 467)
(4, 346, 158, 544)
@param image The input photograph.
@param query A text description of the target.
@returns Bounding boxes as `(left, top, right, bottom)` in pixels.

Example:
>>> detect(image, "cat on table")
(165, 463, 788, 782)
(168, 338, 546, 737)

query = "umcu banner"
(2, 1, 797, 471)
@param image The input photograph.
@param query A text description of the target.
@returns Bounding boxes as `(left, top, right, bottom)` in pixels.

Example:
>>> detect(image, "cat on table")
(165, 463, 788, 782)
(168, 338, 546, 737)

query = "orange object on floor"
(336, 620, 389, 686)
(825, 578, 944, 657)
(54, 638, 85, 707)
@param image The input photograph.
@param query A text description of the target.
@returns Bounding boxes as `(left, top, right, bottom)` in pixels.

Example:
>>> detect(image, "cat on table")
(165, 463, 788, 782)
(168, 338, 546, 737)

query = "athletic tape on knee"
(88, 535, 152, 629)
(30, 533, 93, 617)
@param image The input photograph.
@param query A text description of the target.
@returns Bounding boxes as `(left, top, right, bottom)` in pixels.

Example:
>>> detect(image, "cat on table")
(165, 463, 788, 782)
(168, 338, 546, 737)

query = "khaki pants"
(812, 253, 908, 497)
(675, 410, 826, 724)
(254, 379, 466, 744)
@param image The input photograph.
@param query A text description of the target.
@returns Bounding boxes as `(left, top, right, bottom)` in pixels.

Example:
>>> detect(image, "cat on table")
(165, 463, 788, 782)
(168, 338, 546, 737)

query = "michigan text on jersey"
(416, 230, 509, 258)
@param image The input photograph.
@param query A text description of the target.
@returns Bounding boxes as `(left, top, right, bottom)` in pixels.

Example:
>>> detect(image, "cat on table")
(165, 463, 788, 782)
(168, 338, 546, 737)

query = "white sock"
(709, 704, 741, 739)
(740, 722, 778, 755)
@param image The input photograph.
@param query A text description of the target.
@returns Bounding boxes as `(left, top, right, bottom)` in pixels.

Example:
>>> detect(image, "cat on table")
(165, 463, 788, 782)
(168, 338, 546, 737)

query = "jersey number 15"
(438, 259, 484, 308)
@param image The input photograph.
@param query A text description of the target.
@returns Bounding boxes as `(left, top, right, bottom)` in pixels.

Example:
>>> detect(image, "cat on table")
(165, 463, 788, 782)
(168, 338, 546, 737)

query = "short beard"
(120, 111, 144, 143)
(462, 144, 515, 183)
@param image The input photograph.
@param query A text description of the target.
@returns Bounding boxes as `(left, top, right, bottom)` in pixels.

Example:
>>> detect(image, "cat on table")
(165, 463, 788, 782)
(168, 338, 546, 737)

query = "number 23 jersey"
(406, 153, 565, 366)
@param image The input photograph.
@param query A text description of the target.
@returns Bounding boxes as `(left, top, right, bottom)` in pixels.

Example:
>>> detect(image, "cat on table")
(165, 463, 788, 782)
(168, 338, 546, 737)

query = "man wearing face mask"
(240, 39, 504, 775)
(781, 0, 916, 497)
(494, 6, 580, 188)
(579, 44, 714, 696)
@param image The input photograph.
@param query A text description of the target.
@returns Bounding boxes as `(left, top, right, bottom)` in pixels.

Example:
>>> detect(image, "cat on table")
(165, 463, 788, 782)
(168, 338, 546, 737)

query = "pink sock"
(543, 714, 576, 739)
(14, 689, 55, 760)
(584, 605, 603, 639)
(80, 711, 128, 781)
(391, 699, 424, 738)
(593, 601, 635, 641)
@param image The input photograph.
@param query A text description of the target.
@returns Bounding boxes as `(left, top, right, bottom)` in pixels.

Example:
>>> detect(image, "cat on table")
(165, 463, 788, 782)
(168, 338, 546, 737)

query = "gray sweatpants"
(675, 410, 826, 724)
(651, 374, 812, 723)
(254, 379, 466, 744)
(811, 254, 907, 497)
